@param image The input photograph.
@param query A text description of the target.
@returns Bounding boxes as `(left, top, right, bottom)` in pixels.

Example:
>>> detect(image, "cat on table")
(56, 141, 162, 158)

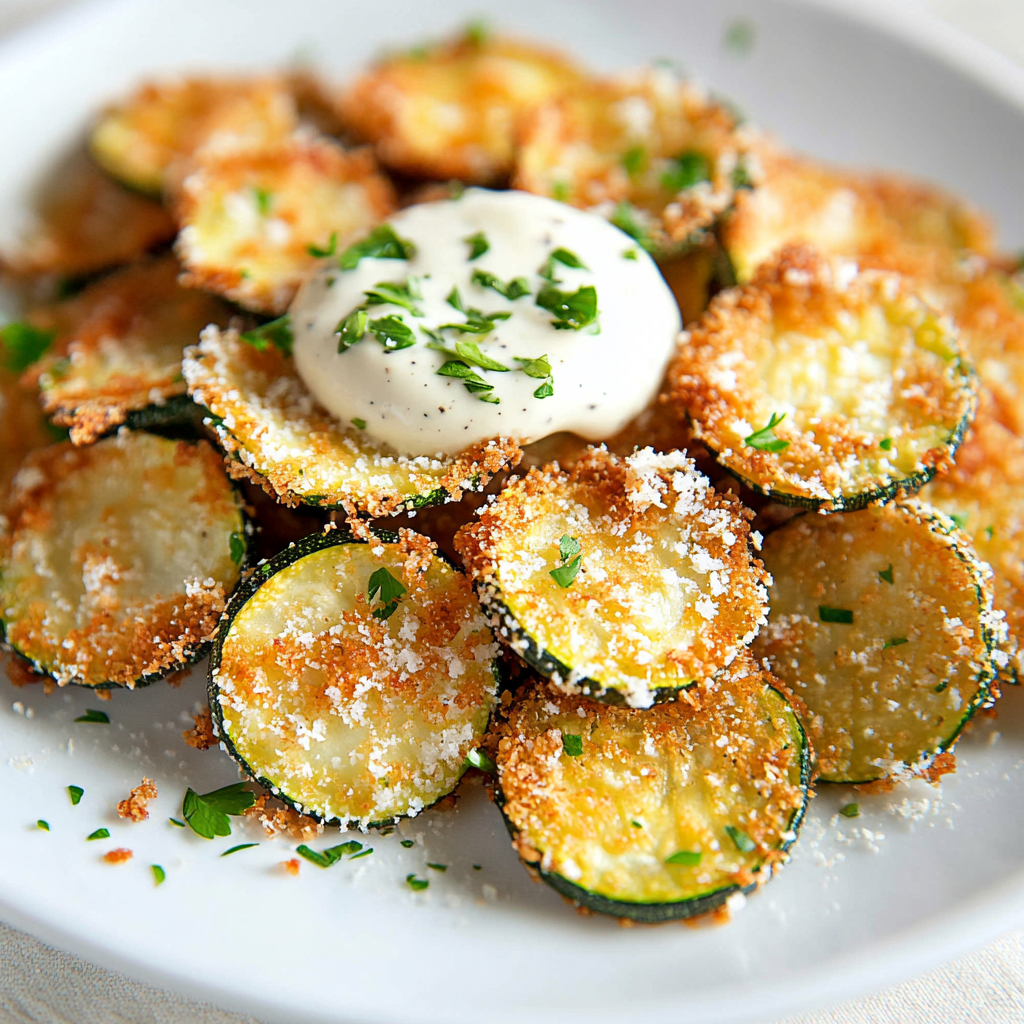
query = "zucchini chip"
(2, 149, 175, 278)
(495, 661, 809, 923)
(173, 135, 396, 315)
(183, 325, 522, 517)
(19, 256, 231, 445)
(0, 432, 245, 688)
(753, 499, 1005, 784)
(670, 246, 977, 511)
(455, 446, 769, 708)
(90, 76, 299, 196)
(513, 66, 755, 256)
(337, 30, 583, 184)
(720, 148, 992, 286)
(209, 529, 500, 827)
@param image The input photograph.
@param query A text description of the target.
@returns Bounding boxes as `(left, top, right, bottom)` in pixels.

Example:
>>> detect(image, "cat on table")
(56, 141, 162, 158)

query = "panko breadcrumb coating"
(117, 777, 158, 821)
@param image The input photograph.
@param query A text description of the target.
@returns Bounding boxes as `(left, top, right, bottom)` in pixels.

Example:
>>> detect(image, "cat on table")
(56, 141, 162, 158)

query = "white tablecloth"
(2, 0, 1024, 1020)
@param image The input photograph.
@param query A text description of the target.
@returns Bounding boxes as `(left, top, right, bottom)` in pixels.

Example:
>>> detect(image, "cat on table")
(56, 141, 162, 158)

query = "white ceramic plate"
(3, 1, 1024, 1021)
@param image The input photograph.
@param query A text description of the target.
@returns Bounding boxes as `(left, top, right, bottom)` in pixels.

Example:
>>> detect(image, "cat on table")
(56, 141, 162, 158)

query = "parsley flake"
(168, 818, 186, 828)
(427, 862, 447, 872)
(75, 709, 109, 724)
(406, 874, 429, 891)
(532, 381, 554, 399)
(240, 314, 294, 357)
(723, 17, 756, 54)
(350, 847, 374, 860)
(934, 680, 949, 694)
(471, 269, 531, 301)
(367, 566, 407, 621)
(550, 534, 583, 588)
(622, 145, 647, 178)
(464, 748, 497, 774)
(514, 354, 552, 379)
(401, 839, 415, 848)
(86, 828, 110, 841)
(839, 802, 860, 819)
(883, 637, 909, 650)
(878, 564, 894, 585)
(336, 308, 369, 352)
(464, 18, 489, 46)
(986, 526, 995, 541)
(950, 512, 969, 530)
(539, 247, 590, 282)
(665, 850, 702, 866)
(819, 606, 854, 625)
(229, 532, 245, 566)
(464, 231, 490, 260)
(339, 224, 416, 270)
(879, 437, 893, 451)
(744, 412, 790, 452)
(661, 150, 711, 193)
(535, 283, 598, 331)
(182, 782, 256, 840)
(221, 843, 259, 857)
(724, 825, 755, 853)
(610, 201, 654, 251)
(0, 322, 55, 373)
(252, 186, 273, 216)
(151, 864, 166, 886)
(561, 733, 583, 757)
(364, 278, 424, 317)
(452, 338, 509, 372)
(368, 315, 417, 351)
(351, 418, 367, 430)
(306, 231, 338, 258)
(68, 785, 84, 806)
(37, 819, 50, 831)
(437, 360, 498, 402)
(622, 248, 639, 261)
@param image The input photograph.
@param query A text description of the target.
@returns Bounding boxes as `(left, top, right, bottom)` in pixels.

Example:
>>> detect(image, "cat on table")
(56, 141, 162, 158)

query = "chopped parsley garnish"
(401, 839, 415, 848)
(464, 231, 490, 261)
(336, 308, 369, 352)
(724, 825, 756, 853)
(364, 278, 424, 317)
(665, 850, 702, 866)
(368, 315, 417, 352)
(168, 818, 186, 828)
(549, 533, 582, 588)
(514, 354, 551, 378)
(471, 269, 531, 301)
(723, 17, 756, 54)
(86, 828, 110, 841)
(181, 782, 256, 840)
(438, 306, 511, 337)
(551, 180, 570, 202)
(744, 412, 790, 452)
(622, 145, 647, 178)
(631, 820, 643, 828)
(229, 532, 245, 566)
(818, 606, 854, 625)
(879, 437, 893, 451)
(427, 862, 447, 872)
(473, 864, 482, 871)
(37, 819, 50, 831)
(0, 322, 55, 373)
(367, 566, 407, 621)
(350, 847, 374, 860)
(839, 802, 860, 819)
(934, 680, 949, 694)
(406, 873, 429, 891)
(878, 564, 894, 585)
(535, 283, 598, 331)
(883, 637, 909, 650)
(950, 512, 969, 530)
(296, 840, 365, 868)
(986, 526, 995, 541)
(240, 314, 294, 357)
(661, 150, 711, 194)
(610, 201, 654, 251)
(447, 286, 464, 313)
(306, 231, 338, 258)
(438, 338, 510, 372)
(464, 748, 497, 774)
(437, 360, 499, 403)
(296, 845, 333, 868)
(74, 709, 109, 724)
(464, 18, 489, 46)
(252, 186, 273, 216)
(539, 247, 590, 282)
(151, 865, 166, 886)
(221, 843, 259, 857)
(68, 785, 84, 806)
(351, 418, 367, 430)
(338, 224, 416, 270)
(622, 248, 639, 261)
(532, 381, 554, 399)
(732, 160, 754, 190)
(561, 733, 583, 757)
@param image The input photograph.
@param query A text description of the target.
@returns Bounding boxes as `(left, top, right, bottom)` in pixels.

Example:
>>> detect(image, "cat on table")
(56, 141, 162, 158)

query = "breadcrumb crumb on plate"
(173, 133, 396, 315)
(670, 245, 977, 510)
(117, 777, 158, 821)
(182, 324, 522, 517)
(494, 660, 808, 922)
(455, 445, 769, 707)
(0, 432, 245, 688)
(337, 30, 584, 184)
(753, 498, 1005, 783)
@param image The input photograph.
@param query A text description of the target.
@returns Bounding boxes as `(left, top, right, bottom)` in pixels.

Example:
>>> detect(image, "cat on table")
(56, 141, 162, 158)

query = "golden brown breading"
(103, 848, 134, 864)
(117, 778, 158, 821)
(182, 709, 218, 751)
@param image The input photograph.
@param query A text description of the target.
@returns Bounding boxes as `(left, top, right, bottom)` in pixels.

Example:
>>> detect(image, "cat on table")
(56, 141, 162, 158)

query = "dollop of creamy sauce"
(291, 189, 681, 457)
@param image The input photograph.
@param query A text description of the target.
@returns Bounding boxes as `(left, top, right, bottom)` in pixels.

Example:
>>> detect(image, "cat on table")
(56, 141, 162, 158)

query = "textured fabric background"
(2, 1, 1024, 1021)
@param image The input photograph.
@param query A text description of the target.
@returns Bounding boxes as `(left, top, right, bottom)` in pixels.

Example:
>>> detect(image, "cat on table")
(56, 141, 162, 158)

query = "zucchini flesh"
(514, 66, 753, 257)
(670, 245, 977, 510)
(0, 432, 245, 688)
(20, 257, 231, 445)
(183, 325, 522, 516)
(209, 530, 499, 827)
(173, 135, 396, 315)
(455, 447, 769, 708)
(753, 499, 1004, 783)
(495, 662, 808, 922)
(90, 76, 299, 196)
(338, 32, 583, 185)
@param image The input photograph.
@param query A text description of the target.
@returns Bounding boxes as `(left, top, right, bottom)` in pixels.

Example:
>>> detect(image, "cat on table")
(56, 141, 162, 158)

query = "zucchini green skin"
(208, 529, 499, 828)
(123, 393, 208, 437)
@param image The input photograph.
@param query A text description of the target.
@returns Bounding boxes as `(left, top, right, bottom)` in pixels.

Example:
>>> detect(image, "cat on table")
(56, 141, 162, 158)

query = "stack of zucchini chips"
(0, 23, 1019, 925)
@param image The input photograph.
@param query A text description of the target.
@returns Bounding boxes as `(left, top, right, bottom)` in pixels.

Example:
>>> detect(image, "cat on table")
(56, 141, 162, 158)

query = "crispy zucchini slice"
(670, 246, 977, 510)
(495, 661, 808, 922)
(0, 432, 245, 688)
(1, 149, 175, 278)
(513, 66, 755, 256)
(455, 446, 769, 708)
(90, 76, 299, 196)
(209, 529, 500, 827)
(17, 256, 231, 445)
(173, 135, 396, 315)
(753, 499, 1005, 783)
(720, 147, 993, 286)
(183, 325, 521, 516)
(337, 30, 583, 184)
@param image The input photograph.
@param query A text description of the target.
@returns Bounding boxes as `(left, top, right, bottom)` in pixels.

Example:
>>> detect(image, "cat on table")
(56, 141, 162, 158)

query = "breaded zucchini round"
(90, 76, 299, 196)
(209, 529, 500, 827)
(513, 66, 754, 255)
(19, 256, 231, 445)
(337, 30, 583, 184)
(183, 325, 522, 517)
(455, 446, 769, 708)
(753, 499, 1005, 784)
(173, 135, 396, 315)
(495, 661, 809, 923)
(670, 246, 977, 511)
(0, 432, 246, 688)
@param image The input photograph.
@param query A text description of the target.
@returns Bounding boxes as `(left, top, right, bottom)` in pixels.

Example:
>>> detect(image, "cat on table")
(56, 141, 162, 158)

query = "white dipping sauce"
(291, 189, 681, 457)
